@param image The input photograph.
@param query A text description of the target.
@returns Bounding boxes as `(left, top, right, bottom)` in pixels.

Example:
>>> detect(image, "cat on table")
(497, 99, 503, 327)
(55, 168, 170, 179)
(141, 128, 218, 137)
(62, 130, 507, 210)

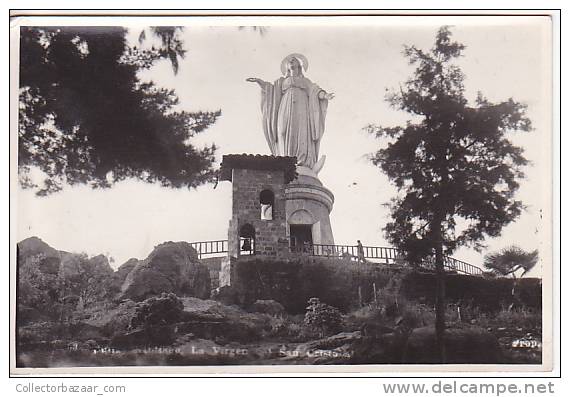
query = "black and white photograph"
(10, 12, 554, 373)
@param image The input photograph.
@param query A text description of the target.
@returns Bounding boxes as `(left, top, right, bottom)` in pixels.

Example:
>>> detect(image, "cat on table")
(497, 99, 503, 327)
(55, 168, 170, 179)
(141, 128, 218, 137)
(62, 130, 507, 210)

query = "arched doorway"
(288, 209, 316, 253)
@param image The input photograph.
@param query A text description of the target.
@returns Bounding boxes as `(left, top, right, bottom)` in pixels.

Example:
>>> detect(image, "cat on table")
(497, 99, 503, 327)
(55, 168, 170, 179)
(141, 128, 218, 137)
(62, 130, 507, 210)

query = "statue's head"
(287, 57, 302, 75)
(281, 53, 309, 76)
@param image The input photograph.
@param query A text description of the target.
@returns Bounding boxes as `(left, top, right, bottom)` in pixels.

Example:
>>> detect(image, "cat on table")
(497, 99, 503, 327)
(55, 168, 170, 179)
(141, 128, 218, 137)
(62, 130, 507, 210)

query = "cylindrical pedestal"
(285, 166, 334, 245)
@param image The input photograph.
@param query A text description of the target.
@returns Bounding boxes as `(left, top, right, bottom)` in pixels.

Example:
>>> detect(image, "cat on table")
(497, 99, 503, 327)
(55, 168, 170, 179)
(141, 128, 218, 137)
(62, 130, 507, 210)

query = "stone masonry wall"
(229, 168, 289, 257)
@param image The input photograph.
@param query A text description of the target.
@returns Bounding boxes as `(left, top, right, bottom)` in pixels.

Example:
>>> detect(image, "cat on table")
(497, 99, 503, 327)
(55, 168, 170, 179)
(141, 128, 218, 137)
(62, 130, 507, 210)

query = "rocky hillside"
(17, 237, 212, 325)
(15, 237, 542, 367)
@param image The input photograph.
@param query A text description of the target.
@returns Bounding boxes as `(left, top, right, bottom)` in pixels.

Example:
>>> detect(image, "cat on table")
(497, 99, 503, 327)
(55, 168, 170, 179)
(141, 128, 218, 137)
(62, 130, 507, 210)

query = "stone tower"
(219, 154, 297, 258)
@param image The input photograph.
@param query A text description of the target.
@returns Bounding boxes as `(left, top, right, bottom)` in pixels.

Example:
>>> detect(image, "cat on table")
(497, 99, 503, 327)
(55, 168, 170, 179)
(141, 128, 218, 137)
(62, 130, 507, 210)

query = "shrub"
(303, 298, 342, 338)
(399, 301, 435, 329)
(496, 306, 541, 328)
(345, 291, 436, 336)
(481, 305, 542, 330)
(441, 301, 541, 330)
(261, 314, 310, 341)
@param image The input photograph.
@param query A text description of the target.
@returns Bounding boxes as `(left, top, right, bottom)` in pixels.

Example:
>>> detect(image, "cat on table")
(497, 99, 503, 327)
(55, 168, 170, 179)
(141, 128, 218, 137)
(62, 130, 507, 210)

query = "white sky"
(16, 16, 552, 277)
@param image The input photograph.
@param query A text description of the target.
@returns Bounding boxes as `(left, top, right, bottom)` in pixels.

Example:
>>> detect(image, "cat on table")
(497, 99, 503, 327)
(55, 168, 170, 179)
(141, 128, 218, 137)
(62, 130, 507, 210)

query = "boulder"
(109, 293, 185, 348)
(402, 325, 502, 363)
(88, 255, 114, 274)
(84, 300, 138, 337)
(178, 298, 270, 343)
(120, 242, 211, 301)
(129, 293, 184, 329)
(111, 258, 139, 292)
(60, 253, 114, 277)
(250, 300, 285, 315)
(211, 285, 240, 306)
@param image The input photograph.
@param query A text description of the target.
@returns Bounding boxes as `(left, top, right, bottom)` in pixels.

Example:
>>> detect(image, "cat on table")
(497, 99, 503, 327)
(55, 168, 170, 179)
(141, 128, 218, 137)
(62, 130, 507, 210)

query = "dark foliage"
(484, 246, 539, 278)
(400, 272, 541, 312)
(18, 254, 62, 319)
(483, 246, 539, 308)
(304, 297, 342, 337)
(19, 26, 220, 195)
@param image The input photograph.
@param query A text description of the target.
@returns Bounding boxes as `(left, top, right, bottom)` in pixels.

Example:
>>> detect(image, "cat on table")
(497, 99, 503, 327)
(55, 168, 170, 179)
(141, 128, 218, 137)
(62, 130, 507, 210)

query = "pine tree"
(367, 27, 532, 362)
(19, 26, 220, 195)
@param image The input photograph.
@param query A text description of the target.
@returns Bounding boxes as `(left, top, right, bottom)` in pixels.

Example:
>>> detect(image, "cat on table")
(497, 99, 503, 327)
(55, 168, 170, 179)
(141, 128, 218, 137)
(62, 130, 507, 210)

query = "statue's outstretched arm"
(318, 90, 335, 101)
(246, 77, 269, 88)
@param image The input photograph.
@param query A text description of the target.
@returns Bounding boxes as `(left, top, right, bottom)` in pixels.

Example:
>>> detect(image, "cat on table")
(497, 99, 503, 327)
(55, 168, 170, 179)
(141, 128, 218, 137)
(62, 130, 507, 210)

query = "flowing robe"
(259, 75, 328, 169)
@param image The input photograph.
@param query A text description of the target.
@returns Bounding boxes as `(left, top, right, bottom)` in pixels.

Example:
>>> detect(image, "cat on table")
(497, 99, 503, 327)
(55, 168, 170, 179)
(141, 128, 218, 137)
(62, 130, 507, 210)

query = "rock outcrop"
(120, 242, 211, 301)
(17, 236, 61, 275)
(17, 237, 115, 322)
(17, 236, 60, 260)
(111, 258, 139, 292)
(60, 253, 114, 278)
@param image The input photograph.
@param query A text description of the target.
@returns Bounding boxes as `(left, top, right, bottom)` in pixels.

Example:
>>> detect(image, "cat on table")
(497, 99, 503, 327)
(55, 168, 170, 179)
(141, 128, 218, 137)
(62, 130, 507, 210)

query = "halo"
(280, 53, 309, 75)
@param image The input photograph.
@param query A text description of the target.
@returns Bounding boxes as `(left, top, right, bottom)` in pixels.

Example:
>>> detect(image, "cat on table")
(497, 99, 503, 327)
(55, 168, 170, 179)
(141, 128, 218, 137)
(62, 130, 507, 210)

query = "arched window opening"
(239, 223, 255, 255)
(259, 189, 274, 220)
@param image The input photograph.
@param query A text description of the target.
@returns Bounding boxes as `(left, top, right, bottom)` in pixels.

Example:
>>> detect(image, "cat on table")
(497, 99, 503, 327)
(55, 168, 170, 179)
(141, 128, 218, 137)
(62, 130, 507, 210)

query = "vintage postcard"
(9, 11, 556, 375)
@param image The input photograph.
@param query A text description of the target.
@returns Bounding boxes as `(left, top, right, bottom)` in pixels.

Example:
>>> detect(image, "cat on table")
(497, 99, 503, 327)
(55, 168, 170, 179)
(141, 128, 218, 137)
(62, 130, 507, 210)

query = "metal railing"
(189, 240, 228, 258)
(188, 239, 483, 276)
(421, 255, 484, 276)
(305, 244, 483, 276)
(190, 238, 253, 258)
(298, 244, 405, 264)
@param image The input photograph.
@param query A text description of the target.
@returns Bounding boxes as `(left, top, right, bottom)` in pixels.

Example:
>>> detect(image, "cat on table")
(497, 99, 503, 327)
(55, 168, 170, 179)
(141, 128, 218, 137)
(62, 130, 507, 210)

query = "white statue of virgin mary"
(247, 53, 334, 173)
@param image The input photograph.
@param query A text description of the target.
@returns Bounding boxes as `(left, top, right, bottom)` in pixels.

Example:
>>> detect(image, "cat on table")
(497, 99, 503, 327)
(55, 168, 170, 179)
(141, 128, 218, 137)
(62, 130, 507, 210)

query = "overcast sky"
(16, 16, 552, 277)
